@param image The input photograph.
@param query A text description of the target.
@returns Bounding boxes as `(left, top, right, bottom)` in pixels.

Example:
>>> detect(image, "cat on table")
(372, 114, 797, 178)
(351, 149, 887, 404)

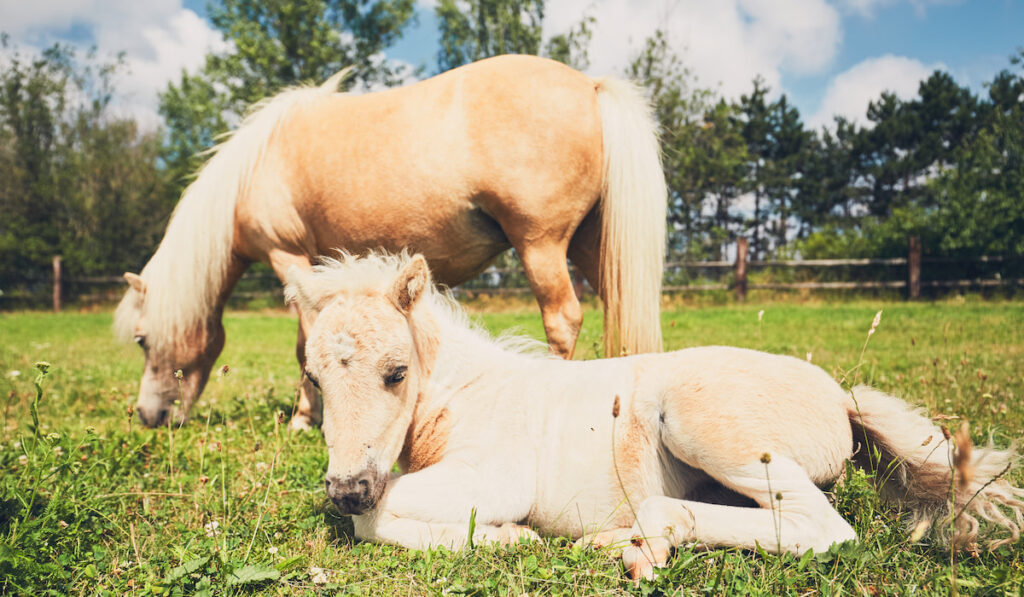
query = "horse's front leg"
(290, 310, 322, 430)
(352, 464, 538, 550)
(266, 249, 321, 430)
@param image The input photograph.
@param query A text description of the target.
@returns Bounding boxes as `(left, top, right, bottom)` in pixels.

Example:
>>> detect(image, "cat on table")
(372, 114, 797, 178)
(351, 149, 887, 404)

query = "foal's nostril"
(325, 471, 380, 515)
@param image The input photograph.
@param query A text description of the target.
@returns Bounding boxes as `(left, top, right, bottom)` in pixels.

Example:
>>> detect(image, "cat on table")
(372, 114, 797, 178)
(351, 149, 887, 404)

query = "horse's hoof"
(289, 415, 318, 432)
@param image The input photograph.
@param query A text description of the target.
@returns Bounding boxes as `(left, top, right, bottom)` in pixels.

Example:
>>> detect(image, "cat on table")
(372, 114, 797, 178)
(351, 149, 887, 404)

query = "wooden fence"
(463, 236, 1023, 301)
(5, 236, 1022, 311)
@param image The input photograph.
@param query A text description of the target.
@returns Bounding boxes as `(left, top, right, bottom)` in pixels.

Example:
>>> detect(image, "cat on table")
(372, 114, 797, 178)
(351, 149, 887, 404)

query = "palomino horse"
(115, 55, 666, 429)
(287, 252, 1024, 580)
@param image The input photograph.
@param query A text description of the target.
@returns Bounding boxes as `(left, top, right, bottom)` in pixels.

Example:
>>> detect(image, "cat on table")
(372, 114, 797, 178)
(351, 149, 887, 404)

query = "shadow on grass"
(316, 498, 356, 543)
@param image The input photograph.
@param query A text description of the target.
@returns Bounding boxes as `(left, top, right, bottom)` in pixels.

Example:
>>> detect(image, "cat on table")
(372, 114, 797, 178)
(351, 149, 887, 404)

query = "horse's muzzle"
(326, 468, 385, 515)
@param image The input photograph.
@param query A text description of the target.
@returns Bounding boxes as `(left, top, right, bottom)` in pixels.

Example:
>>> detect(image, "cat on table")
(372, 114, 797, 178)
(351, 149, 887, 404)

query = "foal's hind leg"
(621, 457, 856, 580)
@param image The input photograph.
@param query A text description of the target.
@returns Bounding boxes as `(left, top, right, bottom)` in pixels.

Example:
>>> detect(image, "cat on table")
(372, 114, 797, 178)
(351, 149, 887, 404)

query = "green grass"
(2, 300, 1023, 595)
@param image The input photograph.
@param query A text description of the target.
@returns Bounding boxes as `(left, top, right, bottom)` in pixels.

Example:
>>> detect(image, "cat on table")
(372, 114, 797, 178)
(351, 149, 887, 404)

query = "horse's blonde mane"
(115, 70, 353, 349)
(290, 251, 549, 358)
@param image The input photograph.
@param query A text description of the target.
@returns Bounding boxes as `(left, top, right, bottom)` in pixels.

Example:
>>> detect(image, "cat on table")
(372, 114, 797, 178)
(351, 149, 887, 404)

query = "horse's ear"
(391, 255, 431, 314)
(124, 272, 146, 295)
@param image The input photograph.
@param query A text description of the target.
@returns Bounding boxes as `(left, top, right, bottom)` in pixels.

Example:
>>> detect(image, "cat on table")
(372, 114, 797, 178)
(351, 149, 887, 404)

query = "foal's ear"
(283, 266, 319, 315)
(123, 272, 146, 295)
(391, 255, 431, 314)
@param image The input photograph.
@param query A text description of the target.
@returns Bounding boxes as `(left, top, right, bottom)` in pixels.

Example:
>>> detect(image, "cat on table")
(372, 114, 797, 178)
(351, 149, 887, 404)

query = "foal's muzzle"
(325, 469, 386, 515)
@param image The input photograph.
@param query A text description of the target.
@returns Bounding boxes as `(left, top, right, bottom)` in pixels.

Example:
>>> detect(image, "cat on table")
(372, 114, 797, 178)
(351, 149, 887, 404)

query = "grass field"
(2, 300, 1023, 595)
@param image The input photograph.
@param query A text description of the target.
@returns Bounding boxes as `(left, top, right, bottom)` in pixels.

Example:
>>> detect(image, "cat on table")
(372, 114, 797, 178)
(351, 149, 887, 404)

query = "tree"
(435, 0, 593, 73)
(925, 53, 1024, 257)
(736, 78, 771, 258)
(627, 31, 736, 260)
(762, 94, 810, 254)
(698, 100, 749, 259)
(0, 39, 171, 282)
(159, 0, 416, 188)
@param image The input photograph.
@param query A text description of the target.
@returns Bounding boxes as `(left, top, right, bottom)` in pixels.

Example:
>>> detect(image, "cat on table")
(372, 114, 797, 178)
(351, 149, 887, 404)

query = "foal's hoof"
(622, 536, 670, 583)
(288, 415, 319, 432)
(499, 523, 541, 545)
(574, 528, 634, 555)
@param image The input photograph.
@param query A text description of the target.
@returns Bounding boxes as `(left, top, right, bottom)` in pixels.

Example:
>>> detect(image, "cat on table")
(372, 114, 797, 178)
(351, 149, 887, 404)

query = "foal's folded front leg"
(351, 462, 538, 550)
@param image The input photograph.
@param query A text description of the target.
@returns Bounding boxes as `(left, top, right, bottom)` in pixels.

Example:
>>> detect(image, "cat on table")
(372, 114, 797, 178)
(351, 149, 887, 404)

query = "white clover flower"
(309, 566, 329, 585)
(267, 546, 278, 555)
(18, 454, 28, 466)
(204, 520, 221, 537)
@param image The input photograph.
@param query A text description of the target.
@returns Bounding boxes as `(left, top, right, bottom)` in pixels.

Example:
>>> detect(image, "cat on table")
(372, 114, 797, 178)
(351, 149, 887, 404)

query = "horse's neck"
(144, 244, 249, 335)
(210, 252, 250, 316)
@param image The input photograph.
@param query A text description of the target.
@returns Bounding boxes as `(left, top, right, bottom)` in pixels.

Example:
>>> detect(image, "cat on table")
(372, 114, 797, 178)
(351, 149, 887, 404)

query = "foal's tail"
(846, 385, 1024, 550)
(592, 77, 666, 357)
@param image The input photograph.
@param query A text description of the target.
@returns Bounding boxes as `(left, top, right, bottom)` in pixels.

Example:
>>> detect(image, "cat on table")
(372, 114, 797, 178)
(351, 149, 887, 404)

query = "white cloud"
(840, 0, 964, 18)
(541, 0, 842, 100)
(808, 54, 942, 130)
(1, 0, 226, 130)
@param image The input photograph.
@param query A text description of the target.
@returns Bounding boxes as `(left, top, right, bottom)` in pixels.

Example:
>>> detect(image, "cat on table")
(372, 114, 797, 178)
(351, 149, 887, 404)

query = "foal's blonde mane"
(292, 252, 549, 358)
(115, 70, 352, 350)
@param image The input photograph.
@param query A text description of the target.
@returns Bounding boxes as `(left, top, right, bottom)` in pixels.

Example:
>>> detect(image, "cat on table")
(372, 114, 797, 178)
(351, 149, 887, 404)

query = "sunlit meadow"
(2, 299, 1023, 595)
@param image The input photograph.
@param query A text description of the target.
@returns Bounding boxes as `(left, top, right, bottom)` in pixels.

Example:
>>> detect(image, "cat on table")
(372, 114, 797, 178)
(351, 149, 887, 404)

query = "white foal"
(286, 252, 1024, 580)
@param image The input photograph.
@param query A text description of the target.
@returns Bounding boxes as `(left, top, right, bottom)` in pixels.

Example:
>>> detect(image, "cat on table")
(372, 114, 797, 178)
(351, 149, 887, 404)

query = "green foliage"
(436, 0, 543, 71)
(627, 31, 745, 261)
(542, 14, 594, 71)
(158, 0, 416, 189)
(435, 0, 593, 73)
(2, 304, 1024, 593)
(0, 39, 173, 283)
(632, 42, 1024, 263)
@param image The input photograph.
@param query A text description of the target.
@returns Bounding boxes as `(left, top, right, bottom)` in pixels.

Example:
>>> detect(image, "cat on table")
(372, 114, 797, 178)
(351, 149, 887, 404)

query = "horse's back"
(238, 54, 603, 283)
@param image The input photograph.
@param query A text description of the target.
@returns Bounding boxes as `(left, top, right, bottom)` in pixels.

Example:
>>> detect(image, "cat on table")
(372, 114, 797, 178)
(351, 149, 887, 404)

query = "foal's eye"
(134, 335, 147, 350)
(305, 370, 321, 390)
(384, 366, 407, 386)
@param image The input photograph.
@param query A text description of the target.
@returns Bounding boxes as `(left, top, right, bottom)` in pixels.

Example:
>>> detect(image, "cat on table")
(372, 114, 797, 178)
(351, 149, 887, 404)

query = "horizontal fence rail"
(2, 236, 1021, 311)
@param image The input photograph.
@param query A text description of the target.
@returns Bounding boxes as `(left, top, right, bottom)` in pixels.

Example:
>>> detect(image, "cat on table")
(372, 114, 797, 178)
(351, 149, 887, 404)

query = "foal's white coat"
(288, 253, 1024, 579)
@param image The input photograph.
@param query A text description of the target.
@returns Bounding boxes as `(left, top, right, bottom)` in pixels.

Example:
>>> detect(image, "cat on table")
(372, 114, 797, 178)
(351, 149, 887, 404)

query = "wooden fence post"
(735, 237, 748, 302)
(52, 255, 62, 312)
(907, 236, 921, 299)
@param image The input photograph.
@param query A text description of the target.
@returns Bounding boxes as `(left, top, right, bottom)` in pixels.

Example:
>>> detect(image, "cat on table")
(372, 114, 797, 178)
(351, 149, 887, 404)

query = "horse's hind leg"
(567, 207, 601, 294)
(621, 457, 856, 580)
(516, 240, 582, 359)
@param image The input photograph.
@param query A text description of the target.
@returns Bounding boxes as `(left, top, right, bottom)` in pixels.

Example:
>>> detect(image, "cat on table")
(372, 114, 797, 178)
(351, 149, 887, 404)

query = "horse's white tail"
(847, 385, 1024, 550)
(592, 77, 666, 357)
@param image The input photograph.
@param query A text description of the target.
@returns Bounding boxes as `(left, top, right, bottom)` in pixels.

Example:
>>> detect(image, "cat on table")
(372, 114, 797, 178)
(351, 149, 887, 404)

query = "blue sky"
(3, 0, 1021, 130)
